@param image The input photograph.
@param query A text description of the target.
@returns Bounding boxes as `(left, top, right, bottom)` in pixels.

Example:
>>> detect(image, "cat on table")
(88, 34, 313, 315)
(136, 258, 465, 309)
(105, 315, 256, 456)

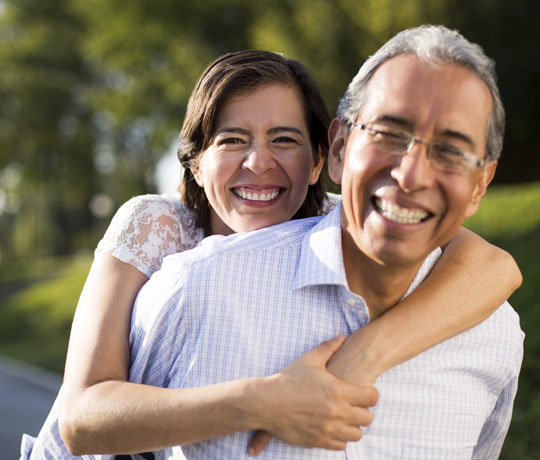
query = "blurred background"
(0, 0, 538, 458)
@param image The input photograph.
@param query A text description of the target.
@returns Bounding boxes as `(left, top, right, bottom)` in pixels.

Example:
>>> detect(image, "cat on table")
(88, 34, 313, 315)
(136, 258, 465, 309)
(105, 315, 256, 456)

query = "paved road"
(0, 354, 62, 460)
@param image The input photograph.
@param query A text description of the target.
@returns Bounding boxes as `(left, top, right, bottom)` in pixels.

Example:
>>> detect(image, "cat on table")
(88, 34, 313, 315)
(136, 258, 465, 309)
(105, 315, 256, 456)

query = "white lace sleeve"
(95, 194, 204, 278)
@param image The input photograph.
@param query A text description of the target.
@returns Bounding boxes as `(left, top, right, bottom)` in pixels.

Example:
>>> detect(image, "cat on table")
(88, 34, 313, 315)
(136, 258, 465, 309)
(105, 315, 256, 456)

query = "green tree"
(0, 0, 97, 258)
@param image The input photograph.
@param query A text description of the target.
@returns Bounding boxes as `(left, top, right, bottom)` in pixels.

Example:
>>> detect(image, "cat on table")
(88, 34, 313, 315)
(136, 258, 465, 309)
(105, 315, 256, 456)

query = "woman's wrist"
(325, 332, 386, 385)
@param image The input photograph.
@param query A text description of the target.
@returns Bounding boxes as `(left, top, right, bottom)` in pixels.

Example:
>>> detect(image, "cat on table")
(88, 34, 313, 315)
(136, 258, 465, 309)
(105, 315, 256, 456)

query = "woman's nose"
(242, 143, 277, 175)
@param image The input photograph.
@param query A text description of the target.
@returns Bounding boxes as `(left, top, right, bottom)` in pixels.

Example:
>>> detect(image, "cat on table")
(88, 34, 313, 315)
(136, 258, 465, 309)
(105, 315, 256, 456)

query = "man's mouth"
(233, 187, 281, 202)
(374, 197, 429, 224)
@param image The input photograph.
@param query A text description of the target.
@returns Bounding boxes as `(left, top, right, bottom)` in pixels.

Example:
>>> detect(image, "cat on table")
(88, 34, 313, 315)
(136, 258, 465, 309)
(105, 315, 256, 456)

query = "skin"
(248, 59, 516, 453)
(58, 80, 521, 456)
(193, 84, 323, 235)
(328, 55, 497, 317)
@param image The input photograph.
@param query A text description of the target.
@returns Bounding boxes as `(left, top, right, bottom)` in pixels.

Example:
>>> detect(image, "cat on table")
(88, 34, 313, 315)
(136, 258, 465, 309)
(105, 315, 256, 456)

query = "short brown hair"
(177, 50, 330, 230)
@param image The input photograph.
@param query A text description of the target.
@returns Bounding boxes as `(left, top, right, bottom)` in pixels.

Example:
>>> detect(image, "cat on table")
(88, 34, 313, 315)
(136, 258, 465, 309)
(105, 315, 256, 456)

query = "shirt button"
(346, 298, 356, 306)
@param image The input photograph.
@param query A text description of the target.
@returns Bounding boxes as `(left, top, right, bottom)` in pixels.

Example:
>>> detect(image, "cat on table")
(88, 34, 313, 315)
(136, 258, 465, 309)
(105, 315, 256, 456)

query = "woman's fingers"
(247, 430, 273, 456)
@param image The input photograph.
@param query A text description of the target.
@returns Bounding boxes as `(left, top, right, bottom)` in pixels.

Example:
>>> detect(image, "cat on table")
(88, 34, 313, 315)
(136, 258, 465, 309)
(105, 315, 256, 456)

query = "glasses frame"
(351, 121, 486, 174)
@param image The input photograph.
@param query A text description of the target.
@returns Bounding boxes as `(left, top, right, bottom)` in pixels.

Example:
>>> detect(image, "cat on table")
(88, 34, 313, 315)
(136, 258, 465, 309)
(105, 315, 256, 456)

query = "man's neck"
(340, 229, 424, 320)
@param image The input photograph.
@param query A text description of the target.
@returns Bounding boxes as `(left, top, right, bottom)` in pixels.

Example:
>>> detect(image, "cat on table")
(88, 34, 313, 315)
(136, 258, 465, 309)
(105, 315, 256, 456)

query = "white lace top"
(96, 192, 341, 278)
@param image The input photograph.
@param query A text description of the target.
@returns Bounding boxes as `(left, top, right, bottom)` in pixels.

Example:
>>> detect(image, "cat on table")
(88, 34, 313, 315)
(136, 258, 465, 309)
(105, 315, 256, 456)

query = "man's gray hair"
(337, 25, 505, 162)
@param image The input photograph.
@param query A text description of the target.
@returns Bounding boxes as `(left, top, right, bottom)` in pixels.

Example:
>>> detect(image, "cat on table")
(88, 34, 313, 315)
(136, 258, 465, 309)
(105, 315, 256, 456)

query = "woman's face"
(193, 83, 324, 235)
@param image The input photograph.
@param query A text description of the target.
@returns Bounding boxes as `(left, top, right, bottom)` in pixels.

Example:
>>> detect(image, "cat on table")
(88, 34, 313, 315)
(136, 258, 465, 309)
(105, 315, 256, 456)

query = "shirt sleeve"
(95, 194, 202, 277)
(472, 321, 524, 460)
(472, 375, 521, 459)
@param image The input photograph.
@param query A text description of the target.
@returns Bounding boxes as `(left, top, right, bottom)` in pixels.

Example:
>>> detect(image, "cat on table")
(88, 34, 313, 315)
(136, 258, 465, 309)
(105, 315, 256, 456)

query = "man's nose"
(390, 142, 435, 193)
(242, 143, 277, 175)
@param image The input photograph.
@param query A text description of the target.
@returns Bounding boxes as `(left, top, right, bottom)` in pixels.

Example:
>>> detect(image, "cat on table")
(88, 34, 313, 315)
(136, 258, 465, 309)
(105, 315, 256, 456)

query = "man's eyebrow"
(373, 115, 476, 149)
(371, 115, 415, 130)
(439, 129, 476, 149)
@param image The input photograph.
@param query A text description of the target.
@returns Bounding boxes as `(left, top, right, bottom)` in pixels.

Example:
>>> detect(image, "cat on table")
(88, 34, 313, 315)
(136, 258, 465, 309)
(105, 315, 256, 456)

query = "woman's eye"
(272, 136, 299, 146)
(216, 137, 247, 150)
(219, 137, 244, 145)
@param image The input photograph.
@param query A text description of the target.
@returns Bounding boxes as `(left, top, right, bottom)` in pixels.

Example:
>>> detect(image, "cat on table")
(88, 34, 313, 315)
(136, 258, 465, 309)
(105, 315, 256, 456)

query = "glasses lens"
(429, 144, 470, 174)
(369, 126, 410, 154)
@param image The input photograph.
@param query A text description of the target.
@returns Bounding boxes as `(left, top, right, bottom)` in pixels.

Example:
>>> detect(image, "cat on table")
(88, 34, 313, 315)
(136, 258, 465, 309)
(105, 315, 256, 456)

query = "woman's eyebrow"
(267, 126, 305, 136)
(215, 126, 305, 137)
(215, 127, 250, 135)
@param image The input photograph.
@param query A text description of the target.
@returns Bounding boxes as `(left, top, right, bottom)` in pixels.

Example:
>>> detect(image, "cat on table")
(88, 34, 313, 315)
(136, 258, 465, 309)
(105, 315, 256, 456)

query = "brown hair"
(177, 50, 330, 230)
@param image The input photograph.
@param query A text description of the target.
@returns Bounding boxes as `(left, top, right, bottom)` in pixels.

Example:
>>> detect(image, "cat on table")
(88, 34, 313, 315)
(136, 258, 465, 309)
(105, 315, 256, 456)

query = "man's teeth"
(234, 189, 280, 201)
(375, 197, 428, 224)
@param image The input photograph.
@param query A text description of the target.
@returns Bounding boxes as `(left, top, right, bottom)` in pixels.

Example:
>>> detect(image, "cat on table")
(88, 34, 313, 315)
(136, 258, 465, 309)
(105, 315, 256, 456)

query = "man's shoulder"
(488, 301, 525, 347)
(134, 216, 323, 325)
(163, 215, 322, 268)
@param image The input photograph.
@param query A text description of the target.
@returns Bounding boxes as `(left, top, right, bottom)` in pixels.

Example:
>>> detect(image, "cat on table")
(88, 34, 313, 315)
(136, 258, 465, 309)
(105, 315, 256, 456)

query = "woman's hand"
(248, 335, 377, 456)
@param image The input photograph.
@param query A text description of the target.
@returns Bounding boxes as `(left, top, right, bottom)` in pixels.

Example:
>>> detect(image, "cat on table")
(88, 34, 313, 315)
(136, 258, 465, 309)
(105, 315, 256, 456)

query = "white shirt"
(95, 192, 341, 277)
(127, 204, 524, 459)
(19, 193, 341, 460)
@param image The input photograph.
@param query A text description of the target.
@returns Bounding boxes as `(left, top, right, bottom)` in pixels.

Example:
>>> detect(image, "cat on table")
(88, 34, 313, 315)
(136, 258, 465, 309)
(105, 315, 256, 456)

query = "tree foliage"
(1, 0, 538, 250)
(0, 0, 538, 456)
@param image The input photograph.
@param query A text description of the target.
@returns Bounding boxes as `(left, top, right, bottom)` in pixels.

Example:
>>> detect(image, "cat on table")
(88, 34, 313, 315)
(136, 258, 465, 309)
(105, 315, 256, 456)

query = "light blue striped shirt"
(22, 204, 524, 459)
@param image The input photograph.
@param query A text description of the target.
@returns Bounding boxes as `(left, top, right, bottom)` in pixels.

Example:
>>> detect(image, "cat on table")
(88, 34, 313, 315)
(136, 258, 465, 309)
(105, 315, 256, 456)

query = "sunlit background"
(1, 1, 539, 458)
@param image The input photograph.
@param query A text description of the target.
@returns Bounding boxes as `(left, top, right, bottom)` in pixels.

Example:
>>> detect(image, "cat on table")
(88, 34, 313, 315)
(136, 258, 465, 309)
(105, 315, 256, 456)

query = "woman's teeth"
(375, 197, 428, 224)
(234, 188, 280, 202)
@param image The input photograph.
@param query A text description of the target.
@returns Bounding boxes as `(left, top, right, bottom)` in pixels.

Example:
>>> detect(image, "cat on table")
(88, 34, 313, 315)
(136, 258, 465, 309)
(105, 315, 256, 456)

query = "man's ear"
(465, 161, 497, 218)
(308, 145, 325, 185)
(328, 118, 347, 185)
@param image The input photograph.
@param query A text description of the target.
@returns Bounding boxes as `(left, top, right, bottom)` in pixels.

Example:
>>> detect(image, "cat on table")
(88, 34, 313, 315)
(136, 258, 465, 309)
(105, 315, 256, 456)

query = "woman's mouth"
(233, 187, 281, 202)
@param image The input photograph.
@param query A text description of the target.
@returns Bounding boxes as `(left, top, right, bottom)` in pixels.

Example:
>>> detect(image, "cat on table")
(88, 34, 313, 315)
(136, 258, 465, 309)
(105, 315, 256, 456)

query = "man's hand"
(247, 335, 378, 456)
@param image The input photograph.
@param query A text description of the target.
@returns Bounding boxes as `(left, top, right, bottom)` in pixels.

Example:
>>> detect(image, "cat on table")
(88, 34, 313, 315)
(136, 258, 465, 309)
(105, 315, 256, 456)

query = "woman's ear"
(192, 162, 204, 188)
(328, 119, 347, 185)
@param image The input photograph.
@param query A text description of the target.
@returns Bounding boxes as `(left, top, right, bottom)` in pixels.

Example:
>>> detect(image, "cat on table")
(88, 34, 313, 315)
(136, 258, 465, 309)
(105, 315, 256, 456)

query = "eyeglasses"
(352, 122, 486, 175)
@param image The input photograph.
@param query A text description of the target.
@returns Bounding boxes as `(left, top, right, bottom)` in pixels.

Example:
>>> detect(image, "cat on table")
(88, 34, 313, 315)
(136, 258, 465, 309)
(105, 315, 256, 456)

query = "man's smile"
(373, 197, 430, 224)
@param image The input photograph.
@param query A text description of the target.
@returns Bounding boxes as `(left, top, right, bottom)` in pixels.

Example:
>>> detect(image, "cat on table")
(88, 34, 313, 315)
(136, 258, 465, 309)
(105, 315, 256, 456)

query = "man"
(126, 25, 523, 458)
(26, 25, 524, 459)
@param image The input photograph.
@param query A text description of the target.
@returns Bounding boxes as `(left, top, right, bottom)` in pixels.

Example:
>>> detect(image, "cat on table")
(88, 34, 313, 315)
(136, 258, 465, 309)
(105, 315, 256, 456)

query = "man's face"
(329, 55, 497, 269)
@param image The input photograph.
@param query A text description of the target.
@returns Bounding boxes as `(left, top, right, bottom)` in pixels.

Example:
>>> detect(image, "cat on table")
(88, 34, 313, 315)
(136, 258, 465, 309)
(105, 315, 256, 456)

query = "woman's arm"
(58, 253, 146, 452)
(58, 194, 377, 455)
(59, 259, 376, 454)
(326, 227, 522, 384)
(248, 227, 522, 455)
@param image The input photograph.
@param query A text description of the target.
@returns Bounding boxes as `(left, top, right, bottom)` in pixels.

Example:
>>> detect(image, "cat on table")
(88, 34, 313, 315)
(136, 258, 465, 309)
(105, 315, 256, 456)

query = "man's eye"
(438, 144, 462, 156)
(434, 144, 464, 161)
(372, 129, 408, 144)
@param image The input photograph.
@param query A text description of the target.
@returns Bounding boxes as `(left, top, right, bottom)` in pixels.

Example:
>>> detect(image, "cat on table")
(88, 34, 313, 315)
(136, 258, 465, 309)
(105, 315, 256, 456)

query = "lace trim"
(96, 194, 204, 277)
(96, 192, 341, 278)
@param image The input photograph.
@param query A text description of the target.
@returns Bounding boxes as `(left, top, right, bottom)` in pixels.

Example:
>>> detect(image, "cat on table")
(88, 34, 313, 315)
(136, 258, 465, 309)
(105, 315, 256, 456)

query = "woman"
(25, 50, 521, 458)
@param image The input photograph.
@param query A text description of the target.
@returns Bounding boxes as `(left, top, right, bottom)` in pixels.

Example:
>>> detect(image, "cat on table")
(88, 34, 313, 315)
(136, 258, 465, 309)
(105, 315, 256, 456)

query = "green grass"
(0, 182, 538, 458)
(0, 252, 92, 374)
(464, 182, 540, 459)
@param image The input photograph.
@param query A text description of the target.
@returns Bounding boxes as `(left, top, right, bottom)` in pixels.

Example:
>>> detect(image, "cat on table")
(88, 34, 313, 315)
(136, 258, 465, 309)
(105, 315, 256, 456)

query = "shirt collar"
(293, 203, 349, 290)
(292, 202, 444, 295)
